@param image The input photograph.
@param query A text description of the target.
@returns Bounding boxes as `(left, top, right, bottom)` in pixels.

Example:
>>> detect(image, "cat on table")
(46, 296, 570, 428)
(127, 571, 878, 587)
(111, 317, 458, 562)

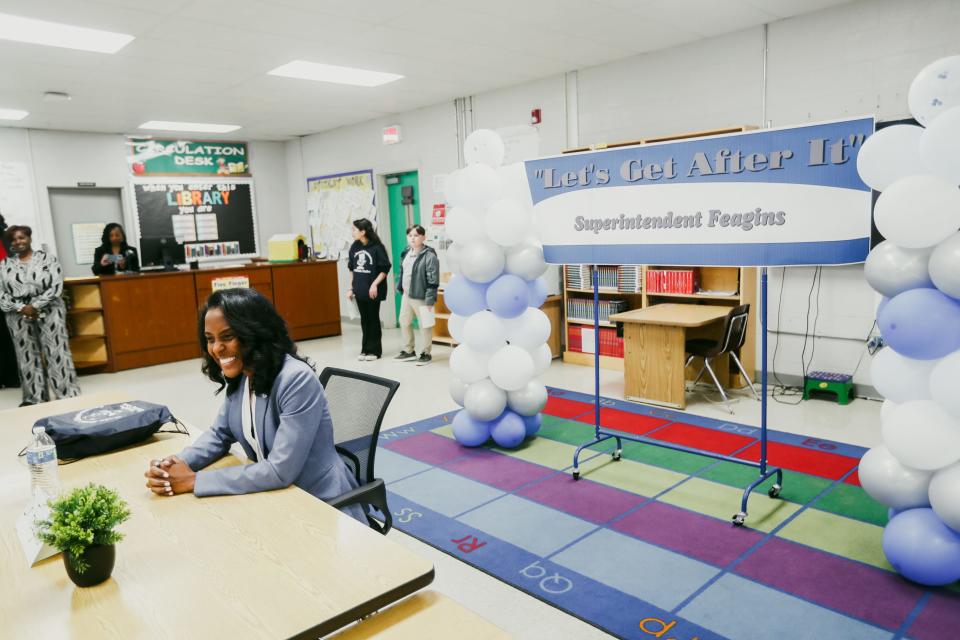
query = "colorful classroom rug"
(375, 387, 959, 640)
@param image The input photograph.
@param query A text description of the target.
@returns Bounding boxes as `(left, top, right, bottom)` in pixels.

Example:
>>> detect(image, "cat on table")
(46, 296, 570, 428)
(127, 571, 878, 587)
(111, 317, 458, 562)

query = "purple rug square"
(442, 449, 556, 491)
(383, 432, 469, 465)
(734, 537, 925, 630)
(612, 501, 763, 566)
(907, 591, 960, 640)
(515, 473, 645, 524)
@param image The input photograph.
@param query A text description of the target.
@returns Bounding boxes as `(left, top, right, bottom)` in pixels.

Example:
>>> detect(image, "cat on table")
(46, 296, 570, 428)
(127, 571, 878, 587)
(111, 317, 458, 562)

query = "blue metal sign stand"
(571, 266, 783, 526)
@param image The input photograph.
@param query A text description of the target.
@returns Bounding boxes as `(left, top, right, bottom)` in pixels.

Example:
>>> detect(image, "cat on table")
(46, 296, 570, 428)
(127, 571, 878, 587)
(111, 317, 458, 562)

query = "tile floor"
(0, 322, 885, 639)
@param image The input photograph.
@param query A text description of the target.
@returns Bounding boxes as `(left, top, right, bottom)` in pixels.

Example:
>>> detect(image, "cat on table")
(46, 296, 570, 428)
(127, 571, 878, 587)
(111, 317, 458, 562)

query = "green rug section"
(813, 482, 889, 527)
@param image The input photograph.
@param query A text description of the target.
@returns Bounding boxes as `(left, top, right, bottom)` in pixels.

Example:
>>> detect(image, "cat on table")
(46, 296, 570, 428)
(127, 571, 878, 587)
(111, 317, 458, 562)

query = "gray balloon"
(863, 241, 934, 297)
(930, 232, 960, 298)
(506, 381, 547, 416)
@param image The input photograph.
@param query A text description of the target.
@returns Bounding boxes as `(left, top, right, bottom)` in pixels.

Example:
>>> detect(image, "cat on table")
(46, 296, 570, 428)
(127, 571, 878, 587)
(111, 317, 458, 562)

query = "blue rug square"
(457, 495, 597, 556)
(376, 449, 433, 483)
(389, 467, 503, 517)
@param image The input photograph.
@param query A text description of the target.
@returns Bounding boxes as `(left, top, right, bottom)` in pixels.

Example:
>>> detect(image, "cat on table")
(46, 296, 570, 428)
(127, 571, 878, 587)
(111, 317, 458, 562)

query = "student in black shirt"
(92, 223, 140, 276)
(347, 218, 391, 360)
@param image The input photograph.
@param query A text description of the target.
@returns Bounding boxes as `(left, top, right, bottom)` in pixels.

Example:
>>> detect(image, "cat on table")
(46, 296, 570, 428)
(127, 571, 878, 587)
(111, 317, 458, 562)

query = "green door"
(386, 171, 420, 324)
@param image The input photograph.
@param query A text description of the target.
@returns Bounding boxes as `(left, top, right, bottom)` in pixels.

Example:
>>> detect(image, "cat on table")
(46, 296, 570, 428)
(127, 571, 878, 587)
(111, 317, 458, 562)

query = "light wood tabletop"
(1, 393, 434, 640)
(329, 591, 512, 639)
(610, 303, 731, 327)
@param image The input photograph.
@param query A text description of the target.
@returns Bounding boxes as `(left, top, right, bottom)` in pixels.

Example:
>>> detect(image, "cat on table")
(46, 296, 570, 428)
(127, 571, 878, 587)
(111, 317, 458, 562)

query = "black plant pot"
(64, 544, 115, 587)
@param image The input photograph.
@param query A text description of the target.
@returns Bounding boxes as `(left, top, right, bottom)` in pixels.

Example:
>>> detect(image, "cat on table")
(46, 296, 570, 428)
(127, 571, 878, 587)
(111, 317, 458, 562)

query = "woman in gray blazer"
(143, 288, 365, 523)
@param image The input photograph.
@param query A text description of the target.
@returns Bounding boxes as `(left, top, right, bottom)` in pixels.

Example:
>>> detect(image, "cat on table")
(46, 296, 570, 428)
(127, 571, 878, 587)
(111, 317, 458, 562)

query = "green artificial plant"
(37, 483, 131, 574)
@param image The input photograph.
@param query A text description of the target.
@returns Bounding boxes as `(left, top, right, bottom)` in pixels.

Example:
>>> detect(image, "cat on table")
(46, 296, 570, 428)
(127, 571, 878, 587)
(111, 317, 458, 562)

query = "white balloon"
(856, 125, 925, 191)
(863, 241, 933, 297)
(882, 400, 960, 471)
(858, 445, 933, 510)
(930, 351, 960, 420)
(880, 399, 899, 423)
(504, 308, 551, 349)
(457, 163, 502, 212)
(929, 231, 960, 299)
(449, 344, 491, 384)
(459, 239, 504, 283)
(463, 311, 507, 353)
(529, 342, 553, 376)
(908, 55, 960, 126)
(497, 162, 533, 210)
(929, 461, 960, 533)
(445, 242, 463, 276)
(449, 377, 467, 407)
(874, 175, 960, 248)
(488, 344, 535, 392)
(485, 199, 530, 247)
(507, 380, 548, 416)
(920, 106, 960, 185)
(505, 242, 548, 281)
(464, 129, 505, 168)
(445, 206, 484, 244)
(448, 313, 467, 343)
(464, 378, 507, 421)
(871, 348, 936, 403)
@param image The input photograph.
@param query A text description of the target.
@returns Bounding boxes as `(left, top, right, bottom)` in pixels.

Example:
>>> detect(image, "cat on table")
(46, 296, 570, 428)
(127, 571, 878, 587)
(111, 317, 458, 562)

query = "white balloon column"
(445, 130, 550, 449)
(856, 56, 960, 586)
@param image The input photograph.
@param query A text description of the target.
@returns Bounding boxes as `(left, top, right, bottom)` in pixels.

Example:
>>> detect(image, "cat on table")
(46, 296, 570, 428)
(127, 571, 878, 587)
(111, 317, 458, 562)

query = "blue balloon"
(887, 507, 900, 522)
(452, 409, 491, 447)
(490, 410, 527, 449)
(878, 288, 960, 359)
(882, 508, 960, 586)
(444, 275, 488, 316)
(486, 274, 529, 319)
(522, 413, 541, 438)
(527, 277, 548, 308)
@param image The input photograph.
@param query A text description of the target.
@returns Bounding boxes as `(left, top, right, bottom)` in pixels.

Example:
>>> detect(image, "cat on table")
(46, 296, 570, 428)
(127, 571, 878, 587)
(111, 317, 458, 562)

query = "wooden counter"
(64, 261, 341, 373)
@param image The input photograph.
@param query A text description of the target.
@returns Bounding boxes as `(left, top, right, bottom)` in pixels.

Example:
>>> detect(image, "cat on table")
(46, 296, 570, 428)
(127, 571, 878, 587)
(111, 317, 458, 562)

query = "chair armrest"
(328, 478, 392, 535)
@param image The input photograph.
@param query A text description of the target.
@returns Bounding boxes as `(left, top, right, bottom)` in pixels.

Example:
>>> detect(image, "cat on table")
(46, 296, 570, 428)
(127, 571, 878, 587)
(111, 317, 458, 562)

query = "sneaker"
(415, 353, 432, 366)
(357, 353, 367, 361)
(394, 351, 417, 361)
(364, 354, 381, 361)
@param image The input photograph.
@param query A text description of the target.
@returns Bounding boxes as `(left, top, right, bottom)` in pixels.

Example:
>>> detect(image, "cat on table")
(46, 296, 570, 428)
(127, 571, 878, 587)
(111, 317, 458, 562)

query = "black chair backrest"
(715, 304, 751, 356)
(319, 367, 399, 485)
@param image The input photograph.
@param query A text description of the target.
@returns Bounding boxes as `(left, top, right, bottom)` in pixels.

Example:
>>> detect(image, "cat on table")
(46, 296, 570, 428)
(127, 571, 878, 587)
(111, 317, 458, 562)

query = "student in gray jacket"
(143, 288, 365, 523)
(394, 225, 439, 365)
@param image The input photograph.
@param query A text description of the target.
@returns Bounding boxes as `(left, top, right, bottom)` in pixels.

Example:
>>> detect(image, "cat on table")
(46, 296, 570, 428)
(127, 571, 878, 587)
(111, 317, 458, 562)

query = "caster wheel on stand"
(768, 484, 782, 498)
(732, 512, 747, 527)
(612, 450, 622, 461)
(572, 470, 580, 480)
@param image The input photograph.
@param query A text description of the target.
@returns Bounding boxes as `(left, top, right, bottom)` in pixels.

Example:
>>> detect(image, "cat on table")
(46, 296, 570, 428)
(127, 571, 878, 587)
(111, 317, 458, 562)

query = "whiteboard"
(0, 161, 38, 229)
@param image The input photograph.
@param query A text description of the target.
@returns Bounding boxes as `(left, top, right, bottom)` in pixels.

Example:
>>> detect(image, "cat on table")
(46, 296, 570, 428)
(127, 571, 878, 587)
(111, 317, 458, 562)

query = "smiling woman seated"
(143, 288, 365, 523)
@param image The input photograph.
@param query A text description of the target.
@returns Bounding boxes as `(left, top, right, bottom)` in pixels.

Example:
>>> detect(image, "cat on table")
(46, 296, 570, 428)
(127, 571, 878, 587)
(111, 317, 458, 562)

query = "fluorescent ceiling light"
(0, 108, 29, 120)
(0, 13, 133, 54)
(138, 121, 241, 134)
(268, 60, 403, 87)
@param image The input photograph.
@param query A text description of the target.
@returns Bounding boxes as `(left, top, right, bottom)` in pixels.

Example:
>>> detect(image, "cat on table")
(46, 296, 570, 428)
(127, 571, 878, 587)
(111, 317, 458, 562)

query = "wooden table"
(610, 303, 731, 409)
(0, 393, 434, 640)
(329, 591, 511, 639)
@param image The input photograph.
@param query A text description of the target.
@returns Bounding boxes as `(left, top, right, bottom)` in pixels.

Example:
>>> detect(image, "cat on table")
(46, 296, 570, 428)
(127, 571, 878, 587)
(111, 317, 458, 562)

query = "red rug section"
(574, 407, 670, 436)
(844, 469, 863, 486)
(543, 395, 594, 418)
(646, 422, 756, 456)
(735, 441, 859, 480)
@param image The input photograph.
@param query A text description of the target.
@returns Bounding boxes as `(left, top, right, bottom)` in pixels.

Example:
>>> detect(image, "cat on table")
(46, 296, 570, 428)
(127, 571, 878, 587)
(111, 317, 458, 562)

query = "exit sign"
(382, 125, 402, 145)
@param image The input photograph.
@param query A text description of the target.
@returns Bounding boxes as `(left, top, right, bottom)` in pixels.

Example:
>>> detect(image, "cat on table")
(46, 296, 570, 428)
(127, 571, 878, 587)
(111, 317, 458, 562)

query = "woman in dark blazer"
(92, 223, 140, 275)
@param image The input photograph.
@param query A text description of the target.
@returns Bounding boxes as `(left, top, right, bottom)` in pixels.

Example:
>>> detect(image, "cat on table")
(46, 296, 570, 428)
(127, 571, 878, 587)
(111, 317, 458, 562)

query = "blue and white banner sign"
(524, 117, 875, 266)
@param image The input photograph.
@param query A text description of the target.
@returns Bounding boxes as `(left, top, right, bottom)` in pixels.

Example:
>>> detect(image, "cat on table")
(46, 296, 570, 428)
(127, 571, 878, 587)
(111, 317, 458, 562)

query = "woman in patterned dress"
(0, 225, 80, 406)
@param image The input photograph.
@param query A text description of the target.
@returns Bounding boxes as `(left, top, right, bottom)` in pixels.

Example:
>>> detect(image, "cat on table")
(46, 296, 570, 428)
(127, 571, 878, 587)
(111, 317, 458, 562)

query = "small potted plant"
(37, 483, 131, 587)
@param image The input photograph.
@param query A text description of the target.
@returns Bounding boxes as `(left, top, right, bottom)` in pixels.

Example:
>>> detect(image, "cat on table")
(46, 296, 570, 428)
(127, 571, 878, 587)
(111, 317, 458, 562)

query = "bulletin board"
(130, 177, 259, 262)
(306, 169, 376, 260)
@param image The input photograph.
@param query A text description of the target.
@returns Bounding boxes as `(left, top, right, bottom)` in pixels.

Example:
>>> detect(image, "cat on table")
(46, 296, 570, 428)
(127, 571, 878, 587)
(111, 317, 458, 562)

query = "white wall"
(284, 0, 957, 387)
(0, 129, 290, 257)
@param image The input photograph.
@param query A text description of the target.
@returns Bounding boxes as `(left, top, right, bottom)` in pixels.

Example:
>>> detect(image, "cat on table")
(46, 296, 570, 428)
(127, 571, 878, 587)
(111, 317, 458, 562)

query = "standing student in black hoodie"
(347, 218, 391, 361)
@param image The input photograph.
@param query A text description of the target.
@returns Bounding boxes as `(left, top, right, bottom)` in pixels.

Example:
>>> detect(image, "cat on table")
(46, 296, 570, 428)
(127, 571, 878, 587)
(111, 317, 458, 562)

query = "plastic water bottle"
(26, 427, 60, 502)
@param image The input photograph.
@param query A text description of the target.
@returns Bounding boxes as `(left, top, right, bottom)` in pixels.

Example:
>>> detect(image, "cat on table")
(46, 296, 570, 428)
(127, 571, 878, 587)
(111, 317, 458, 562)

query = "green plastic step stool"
(803, 371, 854, 405)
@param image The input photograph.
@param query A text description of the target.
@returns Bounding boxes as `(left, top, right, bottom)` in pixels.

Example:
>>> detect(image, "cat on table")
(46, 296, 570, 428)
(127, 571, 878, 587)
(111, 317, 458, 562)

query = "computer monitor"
(140, 236, 186, 271)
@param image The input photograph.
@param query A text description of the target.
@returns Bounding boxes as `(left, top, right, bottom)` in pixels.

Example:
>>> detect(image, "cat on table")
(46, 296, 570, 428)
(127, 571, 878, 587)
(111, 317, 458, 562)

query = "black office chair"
(321, 367, 400, 535)
(684, 304, 758, 414)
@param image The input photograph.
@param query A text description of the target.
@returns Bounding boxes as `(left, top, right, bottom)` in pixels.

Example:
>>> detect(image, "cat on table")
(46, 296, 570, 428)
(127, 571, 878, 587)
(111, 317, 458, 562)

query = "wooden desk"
(330, 591, 511, 639)
(0, 394, 434, 640)
(610, 304, 731, 409)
